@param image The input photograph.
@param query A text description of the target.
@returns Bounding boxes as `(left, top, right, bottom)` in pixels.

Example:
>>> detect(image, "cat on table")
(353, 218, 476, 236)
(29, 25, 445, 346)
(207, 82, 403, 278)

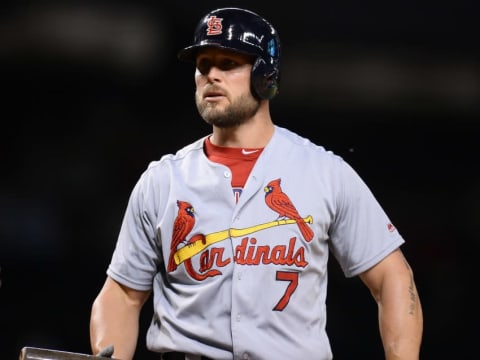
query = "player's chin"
(198, 101, 222, 115)
(198, 107, 218, 123)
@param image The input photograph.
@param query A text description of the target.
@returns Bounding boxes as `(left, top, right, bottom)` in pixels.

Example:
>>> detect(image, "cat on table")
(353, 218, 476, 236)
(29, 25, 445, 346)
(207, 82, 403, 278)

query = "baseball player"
(90, 7, 423, 360)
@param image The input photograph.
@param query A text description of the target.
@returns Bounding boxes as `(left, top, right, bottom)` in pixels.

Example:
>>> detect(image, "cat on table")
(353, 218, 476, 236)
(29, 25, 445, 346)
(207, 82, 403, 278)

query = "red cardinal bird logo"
(168, 200, 195, 272)
(264, 178, 314, 242)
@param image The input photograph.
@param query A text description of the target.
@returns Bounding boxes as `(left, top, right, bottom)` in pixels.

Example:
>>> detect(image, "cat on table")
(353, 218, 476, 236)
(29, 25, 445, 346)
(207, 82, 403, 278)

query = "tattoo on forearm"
(404, 258, 417, 315)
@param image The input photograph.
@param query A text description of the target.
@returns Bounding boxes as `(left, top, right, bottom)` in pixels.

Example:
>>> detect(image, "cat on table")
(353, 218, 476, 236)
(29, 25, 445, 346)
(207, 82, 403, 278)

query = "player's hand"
(96, 345, 114, 358)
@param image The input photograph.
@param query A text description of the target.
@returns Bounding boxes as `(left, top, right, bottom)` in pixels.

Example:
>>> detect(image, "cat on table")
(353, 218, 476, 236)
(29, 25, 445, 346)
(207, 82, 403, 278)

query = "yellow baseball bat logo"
(174, 215, 313, 265)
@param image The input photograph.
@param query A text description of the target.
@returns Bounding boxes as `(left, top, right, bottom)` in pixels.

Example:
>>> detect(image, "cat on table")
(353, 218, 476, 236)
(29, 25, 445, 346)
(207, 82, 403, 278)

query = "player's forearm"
(90, 277, 149, 360)
(378, 268, 423, 359)
(90, 304, 139, 360)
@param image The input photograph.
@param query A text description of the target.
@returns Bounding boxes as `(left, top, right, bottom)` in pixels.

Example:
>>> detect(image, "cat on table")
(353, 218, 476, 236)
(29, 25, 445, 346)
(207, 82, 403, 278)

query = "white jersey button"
(224, 170, 231, 178)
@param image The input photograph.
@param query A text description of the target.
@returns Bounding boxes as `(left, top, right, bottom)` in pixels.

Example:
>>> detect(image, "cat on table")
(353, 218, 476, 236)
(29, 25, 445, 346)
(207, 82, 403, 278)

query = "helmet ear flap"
(251, 57, 279, 100)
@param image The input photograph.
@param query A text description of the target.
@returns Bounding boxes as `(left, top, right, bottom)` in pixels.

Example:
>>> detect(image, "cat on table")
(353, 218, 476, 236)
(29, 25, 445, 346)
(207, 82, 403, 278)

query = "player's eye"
(217, 58, 239, 70)
(196, 58, 212, 75)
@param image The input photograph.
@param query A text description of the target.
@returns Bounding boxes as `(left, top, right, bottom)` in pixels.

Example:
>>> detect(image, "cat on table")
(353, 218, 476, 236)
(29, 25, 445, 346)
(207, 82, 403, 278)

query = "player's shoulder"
(145, 136, 207, 171)
(274, 125, 343, 162)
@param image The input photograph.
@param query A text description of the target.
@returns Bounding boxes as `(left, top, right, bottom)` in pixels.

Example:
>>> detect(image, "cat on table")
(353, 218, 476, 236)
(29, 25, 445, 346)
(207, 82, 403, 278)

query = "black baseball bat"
(19, 346, 117, 360)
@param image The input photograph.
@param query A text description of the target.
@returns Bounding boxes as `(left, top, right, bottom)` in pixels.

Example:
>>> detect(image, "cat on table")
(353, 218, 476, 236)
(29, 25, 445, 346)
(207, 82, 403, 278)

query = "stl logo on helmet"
(206, 16, 223, 35)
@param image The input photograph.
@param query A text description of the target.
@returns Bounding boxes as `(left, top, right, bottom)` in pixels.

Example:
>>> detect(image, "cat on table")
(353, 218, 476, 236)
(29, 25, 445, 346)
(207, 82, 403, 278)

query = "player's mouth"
(203, 90, 225, 101)
(202, 84, 227, 101)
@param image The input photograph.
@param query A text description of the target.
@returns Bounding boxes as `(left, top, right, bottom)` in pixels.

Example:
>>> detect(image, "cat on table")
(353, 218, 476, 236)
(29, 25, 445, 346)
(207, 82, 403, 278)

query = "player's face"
(194, 47, 260, 128)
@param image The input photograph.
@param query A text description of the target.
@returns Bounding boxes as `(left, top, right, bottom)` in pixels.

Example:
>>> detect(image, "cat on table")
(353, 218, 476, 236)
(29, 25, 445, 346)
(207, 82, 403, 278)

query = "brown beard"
(195, 91, 260, 128)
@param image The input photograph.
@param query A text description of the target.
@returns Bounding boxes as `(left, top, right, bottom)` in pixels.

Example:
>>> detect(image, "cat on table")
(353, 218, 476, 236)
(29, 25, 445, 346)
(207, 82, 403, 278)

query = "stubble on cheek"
(195, 92, 219, 124)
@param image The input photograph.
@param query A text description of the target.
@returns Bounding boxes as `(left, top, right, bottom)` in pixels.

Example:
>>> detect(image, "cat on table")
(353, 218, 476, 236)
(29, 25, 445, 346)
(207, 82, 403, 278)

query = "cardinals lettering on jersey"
(264, 178, 314, 242)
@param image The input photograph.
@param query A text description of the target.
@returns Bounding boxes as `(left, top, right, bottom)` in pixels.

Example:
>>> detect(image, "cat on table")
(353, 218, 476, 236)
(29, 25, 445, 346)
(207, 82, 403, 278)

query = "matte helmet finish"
(178, 7, 281, 100)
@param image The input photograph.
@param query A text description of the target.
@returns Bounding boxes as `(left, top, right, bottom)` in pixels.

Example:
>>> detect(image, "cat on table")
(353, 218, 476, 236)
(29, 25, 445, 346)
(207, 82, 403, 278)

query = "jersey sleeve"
(328, 160, 405, 278)
(106, 165, 163, 291)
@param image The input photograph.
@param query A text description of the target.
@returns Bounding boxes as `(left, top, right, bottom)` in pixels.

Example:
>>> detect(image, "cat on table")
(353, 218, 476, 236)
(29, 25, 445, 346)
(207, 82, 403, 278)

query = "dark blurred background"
(1, 1, 478, 359)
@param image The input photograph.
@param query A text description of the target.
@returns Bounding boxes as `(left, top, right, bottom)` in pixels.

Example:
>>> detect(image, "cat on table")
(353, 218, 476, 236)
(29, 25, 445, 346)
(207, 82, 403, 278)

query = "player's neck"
(211, 105, 274, 148)
(212, 121, 274, 148)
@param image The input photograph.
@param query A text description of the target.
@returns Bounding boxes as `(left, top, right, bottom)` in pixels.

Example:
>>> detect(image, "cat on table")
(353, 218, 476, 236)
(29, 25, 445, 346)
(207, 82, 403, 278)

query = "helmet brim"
(177, 41, 260, 63)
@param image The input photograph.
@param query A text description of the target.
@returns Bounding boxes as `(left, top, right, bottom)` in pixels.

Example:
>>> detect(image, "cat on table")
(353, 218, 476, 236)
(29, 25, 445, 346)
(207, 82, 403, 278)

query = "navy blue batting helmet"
(177, 7, 281, 100)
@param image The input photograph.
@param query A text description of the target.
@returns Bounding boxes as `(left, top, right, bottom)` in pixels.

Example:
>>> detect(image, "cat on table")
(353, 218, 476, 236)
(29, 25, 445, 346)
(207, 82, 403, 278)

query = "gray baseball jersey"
(107, 125, 404, 360)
